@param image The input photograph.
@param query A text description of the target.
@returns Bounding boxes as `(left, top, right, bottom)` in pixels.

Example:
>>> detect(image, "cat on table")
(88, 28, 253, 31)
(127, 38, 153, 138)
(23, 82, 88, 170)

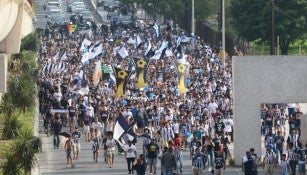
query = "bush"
(1, 115, 22, 140)
(20, 32, 39, 52)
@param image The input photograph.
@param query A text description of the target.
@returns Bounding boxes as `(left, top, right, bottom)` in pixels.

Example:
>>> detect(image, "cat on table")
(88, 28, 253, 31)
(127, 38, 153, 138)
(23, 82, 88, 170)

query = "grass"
(0, 108, 35, 171)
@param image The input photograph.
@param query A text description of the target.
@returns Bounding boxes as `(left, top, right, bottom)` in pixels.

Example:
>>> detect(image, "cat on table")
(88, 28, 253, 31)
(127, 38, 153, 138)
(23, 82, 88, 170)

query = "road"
(38, 123, 246, 175)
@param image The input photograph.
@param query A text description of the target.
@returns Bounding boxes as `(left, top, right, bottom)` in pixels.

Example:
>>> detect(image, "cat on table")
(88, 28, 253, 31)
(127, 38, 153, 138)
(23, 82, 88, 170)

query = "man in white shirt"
(124, 140, 137, 174)
(91, 117, 104, 138)
(208, 99, 218, 115)
(223, 114, 233, 141)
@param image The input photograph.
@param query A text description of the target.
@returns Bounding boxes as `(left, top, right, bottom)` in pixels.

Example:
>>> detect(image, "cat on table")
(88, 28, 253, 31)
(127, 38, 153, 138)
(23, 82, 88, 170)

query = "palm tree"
(3, 130, 42, 175)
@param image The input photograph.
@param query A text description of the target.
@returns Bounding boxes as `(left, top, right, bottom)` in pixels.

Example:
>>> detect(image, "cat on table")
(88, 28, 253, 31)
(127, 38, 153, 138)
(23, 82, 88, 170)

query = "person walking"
(72, 126, 81, 160)
(279, 154, 290, 175)
(250, 148, 260, 175)
(106, 133, 116, 168)
(125, 140, 137, 174)
(296, 142, 306, 175)
(146, 138, 160, 175)
(192, 147, 204, 175)
(262, 146, 277, 175)
(287, 142, 298, 175)
(64, 135, 75, 168)
(242, 151, 255, 175)
(133, 154, 147, 175)
(161, 147, 176, 175)
(92, 130, 100, 162)
(53, 114, 62, 149)
(213, 151, 225, 175)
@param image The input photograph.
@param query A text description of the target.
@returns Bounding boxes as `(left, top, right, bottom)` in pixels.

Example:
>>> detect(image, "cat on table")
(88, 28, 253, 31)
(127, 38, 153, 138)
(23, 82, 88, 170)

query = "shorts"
(107, 150, 115, 155)
(66, 149, 72, 158)
(297, 162, 305, 173)
(147, 157, 157, 166)
(84, 125, 90, 134)
(74, 143, 81, 152)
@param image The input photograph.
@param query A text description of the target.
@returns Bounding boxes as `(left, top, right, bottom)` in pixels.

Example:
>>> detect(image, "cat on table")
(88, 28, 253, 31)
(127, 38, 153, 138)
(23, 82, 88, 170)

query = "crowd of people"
(37, 13, 306, 175)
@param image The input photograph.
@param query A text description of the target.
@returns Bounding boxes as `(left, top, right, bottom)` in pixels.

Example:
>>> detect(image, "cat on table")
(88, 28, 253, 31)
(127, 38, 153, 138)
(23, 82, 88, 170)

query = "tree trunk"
(280, 39, 290, 55)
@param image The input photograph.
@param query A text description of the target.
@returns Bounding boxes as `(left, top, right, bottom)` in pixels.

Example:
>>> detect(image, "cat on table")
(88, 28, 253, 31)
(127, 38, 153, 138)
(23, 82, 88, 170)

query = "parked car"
(46, 6, 63, 18)
(67, 0, 83, 12)
(78, 10, 94, 22)
(71, 1, 87, 13)
(44, 0, 62, 10)
(117, 15, 135, 27)
(103, 0, 120, 11)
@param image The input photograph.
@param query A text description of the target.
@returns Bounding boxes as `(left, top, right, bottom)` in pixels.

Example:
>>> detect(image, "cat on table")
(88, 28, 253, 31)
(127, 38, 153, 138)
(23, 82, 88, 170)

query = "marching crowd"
(37, 15, 306, 175)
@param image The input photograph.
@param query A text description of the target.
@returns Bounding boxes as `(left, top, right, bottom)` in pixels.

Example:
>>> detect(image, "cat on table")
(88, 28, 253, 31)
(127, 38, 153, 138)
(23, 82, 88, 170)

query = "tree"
(7, 75, 36, 113)
(230, 0, 307, 55)
(119, 0, 214, 33)
(2, 130, 42, 175)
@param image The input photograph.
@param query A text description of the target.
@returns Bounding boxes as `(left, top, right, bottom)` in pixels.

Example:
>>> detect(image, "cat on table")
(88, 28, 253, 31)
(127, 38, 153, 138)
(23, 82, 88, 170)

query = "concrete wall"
(0, 54, 8, 93)
(232, 56, 307, 165)
(0, 0, 34, 54)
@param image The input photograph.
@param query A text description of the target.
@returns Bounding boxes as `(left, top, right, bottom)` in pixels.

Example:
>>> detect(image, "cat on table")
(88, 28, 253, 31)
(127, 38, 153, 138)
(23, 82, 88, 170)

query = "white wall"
(232, 56, 307, 165)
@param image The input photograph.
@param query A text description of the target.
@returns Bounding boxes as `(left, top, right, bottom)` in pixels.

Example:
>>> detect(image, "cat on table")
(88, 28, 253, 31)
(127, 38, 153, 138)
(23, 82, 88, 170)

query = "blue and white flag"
(118, 46, 129, 59)
(113, 114, 136, 147)
(153, 22, 160, 37)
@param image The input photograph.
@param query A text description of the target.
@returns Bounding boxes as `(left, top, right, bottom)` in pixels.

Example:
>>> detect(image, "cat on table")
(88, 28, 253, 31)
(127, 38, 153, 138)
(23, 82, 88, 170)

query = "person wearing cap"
(146, 138, 160, 174)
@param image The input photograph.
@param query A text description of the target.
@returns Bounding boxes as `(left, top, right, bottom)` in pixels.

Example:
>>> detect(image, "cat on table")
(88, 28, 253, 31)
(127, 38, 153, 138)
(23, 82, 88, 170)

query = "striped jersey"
(192, 153, 204, 168)
(279, 159, 288, 174)
(264, 151, 276, 165)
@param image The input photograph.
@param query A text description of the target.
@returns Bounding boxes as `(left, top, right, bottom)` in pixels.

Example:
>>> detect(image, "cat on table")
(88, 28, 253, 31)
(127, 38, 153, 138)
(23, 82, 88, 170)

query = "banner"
(132, 57, 149, 89)
(175, 61, 190, 94)
(114, 67, 131, 98)
(93, 60, 102, 86)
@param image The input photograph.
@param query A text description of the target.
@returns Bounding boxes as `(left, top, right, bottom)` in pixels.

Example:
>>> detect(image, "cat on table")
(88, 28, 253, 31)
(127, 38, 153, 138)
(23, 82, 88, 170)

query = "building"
(0, 0, 34, 95)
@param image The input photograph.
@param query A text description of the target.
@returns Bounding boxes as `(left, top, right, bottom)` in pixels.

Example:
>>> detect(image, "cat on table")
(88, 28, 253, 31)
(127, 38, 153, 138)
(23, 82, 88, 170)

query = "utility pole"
(191, 0, 195, 35)
(222, 0, 226, 66)
(270, 0, 276, 55)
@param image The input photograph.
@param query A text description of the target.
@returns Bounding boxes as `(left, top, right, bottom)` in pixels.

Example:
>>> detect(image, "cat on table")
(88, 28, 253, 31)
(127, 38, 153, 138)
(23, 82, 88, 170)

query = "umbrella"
(59, 131, 71, 138)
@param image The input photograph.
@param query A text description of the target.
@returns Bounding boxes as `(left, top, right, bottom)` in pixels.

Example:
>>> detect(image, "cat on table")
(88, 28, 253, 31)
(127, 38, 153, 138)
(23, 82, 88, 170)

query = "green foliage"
(7, 75, 36, 113)
(2, 154, 20, 175)
(0, 93, 14, 118)
(2, 130, 42, 175)
(230, 0, 307, 55)
(1, 115, 22, 140)
(20, 32, 39, 52)
(120, 0, 214, 32)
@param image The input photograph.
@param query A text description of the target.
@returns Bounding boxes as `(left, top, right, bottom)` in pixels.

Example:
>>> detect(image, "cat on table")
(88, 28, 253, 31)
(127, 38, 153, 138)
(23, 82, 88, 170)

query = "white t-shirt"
(106, 138, 116, 151)
(124, 144, 137, 158)
(92, 122, 103, 131)
(208, 102, 218, 114)
(172, 123, 179, 134)
(224, 118, 233, 132)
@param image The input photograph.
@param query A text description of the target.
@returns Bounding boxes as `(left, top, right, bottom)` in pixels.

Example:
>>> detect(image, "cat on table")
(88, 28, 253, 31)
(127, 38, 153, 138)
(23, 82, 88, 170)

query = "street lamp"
(222, 0, 226, 67)
(191, 0, 195, 35)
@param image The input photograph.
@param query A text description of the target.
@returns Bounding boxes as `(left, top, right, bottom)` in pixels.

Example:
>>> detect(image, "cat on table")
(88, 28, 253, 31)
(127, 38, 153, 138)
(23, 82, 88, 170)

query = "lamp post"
(191, 0, 195, 35)
(270, 0, 276, 55)
(222, 0, 226, 67)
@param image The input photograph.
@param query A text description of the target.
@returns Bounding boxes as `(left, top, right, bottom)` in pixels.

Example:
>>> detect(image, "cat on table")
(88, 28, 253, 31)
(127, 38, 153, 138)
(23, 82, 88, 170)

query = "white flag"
(118, 46, 129, 59)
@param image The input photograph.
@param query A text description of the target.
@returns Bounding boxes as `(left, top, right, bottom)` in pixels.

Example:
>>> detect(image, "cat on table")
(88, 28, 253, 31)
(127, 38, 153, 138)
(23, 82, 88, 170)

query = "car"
(45, 6, 63, 18)
(44, 0, 62, 10)
(47, 9, 65, 24)
(117, 15, 135, 27)
(108, 11, 119, 22)
(67, 0, 83, 12)
(78, 10, 94, 22)
(71, 1, 87, 13)
(97, 0, 104, 7)
(103, 0, 120, 11)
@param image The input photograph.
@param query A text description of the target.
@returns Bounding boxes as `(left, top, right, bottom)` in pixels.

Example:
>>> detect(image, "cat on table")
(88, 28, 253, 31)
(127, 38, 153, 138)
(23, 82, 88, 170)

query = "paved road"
(38, 124, 246, 175)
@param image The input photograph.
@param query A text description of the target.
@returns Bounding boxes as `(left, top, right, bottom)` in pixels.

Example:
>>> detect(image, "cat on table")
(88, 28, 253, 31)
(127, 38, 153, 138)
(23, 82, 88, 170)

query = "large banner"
(175, 62, 190, 94)
(132, 57, 149, 89)
(114, 67, 132, 98)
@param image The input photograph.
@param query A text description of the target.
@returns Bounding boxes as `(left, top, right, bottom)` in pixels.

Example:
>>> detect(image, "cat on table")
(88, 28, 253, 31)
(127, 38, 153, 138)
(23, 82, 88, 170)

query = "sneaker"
(66, 164, 70, 168)
(153, 171, 156, 175)
(208, 167, 212, 171)
(71, 164, 75, 168)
